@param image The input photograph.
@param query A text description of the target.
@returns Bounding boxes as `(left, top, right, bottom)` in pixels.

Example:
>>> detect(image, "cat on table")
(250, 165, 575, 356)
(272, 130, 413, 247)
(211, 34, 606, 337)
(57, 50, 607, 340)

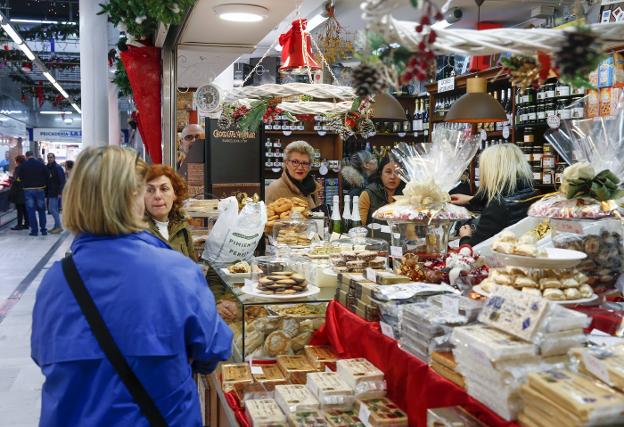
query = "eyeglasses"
(183, 134, 200, 142)
(288, 159, 311, 169)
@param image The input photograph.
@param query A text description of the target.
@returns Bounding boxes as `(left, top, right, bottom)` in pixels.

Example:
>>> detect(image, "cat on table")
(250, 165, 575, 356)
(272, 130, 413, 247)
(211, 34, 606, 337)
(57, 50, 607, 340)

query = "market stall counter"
(208, 261, 335, 362)
(310, 301, 518, 427)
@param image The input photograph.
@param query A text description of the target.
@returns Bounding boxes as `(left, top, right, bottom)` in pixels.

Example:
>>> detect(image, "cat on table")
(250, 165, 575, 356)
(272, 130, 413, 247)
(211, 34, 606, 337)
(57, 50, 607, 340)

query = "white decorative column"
(79, 0, 109, 147)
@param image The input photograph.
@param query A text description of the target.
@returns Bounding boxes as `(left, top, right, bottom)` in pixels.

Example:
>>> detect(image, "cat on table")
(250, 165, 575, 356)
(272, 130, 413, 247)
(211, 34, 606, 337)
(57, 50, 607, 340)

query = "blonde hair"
(476, 143, 533, 202)
(283, 140, 315, 161)
(63, 146, 148, 235)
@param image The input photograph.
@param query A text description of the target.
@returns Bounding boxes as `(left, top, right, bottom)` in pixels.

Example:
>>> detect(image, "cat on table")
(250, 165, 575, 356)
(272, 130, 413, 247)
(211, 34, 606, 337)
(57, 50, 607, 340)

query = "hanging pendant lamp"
(372, 92, 407, 121)
(445, 76, 507, 123)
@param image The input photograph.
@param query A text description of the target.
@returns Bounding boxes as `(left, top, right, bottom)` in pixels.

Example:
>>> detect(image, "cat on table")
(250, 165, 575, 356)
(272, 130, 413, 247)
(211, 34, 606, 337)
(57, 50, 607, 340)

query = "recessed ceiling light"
(214, 4, 268, 22)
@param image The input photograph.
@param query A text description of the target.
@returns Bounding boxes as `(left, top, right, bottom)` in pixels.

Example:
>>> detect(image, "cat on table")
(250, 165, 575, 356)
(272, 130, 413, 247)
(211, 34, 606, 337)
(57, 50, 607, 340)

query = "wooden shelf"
(265, 130, 338, 136)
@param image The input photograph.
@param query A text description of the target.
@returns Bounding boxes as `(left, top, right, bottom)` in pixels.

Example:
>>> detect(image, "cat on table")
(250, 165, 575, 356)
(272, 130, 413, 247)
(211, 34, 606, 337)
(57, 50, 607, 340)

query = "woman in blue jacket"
(31, 146, 233, 427)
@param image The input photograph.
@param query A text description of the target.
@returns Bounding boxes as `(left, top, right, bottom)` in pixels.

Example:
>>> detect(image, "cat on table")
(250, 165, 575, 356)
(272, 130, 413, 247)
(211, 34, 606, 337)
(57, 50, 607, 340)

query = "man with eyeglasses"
(46, 153, 66, 234)
(266, 140, 320, 209)
(177, 124, 204, 169)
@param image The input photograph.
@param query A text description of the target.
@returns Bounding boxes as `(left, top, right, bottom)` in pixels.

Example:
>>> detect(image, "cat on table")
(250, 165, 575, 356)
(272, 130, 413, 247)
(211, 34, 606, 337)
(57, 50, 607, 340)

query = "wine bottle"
(342, 195, 352, 232)
(412, 99, 419, 132)
(331, 195, 342, 234)
(351, 196, 362, 229)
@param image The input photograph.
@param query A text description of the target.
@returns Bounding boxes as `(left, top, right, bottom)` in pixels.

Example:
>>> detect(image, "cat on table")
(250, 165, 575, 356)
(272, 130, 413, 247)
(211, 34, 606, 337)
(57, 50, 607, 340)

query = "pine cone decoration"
(555, 29, 603, 86)
(352, 64, 385, 97)
(217, 112, 233, 130)
(357, 118, 376, 137)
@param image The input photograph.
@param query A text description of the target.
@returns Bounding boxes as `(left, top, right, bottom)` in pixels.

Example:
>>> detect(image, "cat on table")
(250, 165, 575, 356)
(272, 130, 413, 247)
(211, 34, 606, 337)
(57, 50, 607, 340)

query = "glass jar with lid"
(536, 104, 546, 122)
(542, 145, 556, 169)
(556, 81, 571, 98)
(545, 101, 557, 118)
(555, 163, 566, 184)
(557, 99, 572, 120)
(545, 83, 556, 100)
(570, 96, 585, 119)
(329, 227, 389, 273)
(526, 105, 537, 124)
(271, 211, 319, 249)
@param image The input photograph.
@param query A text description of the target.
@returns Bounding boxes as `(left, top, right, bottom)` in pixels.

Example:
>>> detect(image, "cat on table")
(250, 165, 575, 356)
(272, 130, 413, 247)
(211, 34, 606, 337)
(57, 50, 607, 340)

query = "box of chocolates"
(355, 397, 408, 426)
(245, 399, 288, 427)
(277, 355, 317, 384)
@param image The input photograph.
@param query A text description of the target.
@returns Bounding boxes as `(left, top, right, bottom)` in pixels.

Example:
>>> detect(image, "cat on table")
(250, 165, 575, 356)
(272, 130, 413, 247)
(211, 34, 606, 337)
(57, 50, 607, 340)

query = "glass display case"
(208, 262, 335, 362)
(270, 212, 319, 249)
(388, 220, 452, 273)
(328, 227, 389, 273)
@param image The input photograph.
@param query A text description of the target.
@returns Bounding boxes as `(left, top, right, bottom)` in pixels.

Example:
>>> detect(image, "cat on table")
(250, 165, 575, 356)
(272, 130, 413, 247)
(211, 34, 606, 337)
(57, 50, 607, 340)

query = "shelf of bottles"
(371, 95, 431, 143)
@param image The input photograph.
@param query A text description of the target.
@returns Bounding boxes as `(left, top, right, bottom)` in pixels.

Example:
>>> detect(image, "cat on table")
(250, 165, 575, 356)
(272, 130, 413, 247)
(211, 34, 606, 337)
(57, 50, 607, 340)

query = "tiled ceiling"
(0, 0, 78, 21)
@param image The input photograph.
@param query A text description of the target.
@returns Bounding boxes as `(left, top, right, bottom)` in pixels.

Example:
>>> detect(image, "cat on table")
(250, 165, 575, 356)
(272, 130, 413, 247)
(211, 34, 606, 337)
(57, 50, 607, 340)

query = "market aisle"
(0, 221, 72, 427)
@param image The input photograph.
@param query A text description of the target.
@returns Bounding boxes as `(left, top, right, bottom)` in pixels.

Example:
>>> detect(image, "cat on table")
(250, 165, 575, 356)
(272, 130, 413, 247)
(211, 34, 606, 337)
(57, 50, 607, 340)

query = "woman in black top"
(451, 144, 536, 246)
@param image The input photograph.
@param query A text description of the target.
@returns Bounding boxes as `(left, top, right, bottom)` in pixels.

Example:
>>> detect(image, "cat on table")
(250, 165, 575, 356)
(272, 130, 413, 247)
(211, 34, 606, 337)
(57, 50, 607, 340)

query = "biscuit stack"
(276, 227, 312, 247)
(492, 230, 547, 257)
(258, 271, 308, 294)
(266, 197, 309, 228)
(480, 267, 593, 301)
(330, 250, 386, 273)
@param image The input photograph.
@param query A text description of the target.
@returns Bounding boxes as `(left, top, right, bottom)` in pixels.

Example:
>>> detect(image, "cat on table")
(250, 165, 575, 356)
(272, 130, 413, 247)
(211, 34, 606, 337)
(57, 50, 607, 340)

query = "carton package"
(600, 87, 623, 117)
(245, 399, 288, 427)
(323, 409, 365, 427)
(222, 363, 254, 392)
(598, 53, 624, 88)
(355, 397, 408, 427)
(306, 372, 355, 410)
(304, 345, 339, 371)
(274, 384, 320, 414)
(585, 89, 600, 118)
(336, 358, 386, 398)
(277, 355, 317, 384)
(287, 410, 328, 426)
(251, 363, 288, 390)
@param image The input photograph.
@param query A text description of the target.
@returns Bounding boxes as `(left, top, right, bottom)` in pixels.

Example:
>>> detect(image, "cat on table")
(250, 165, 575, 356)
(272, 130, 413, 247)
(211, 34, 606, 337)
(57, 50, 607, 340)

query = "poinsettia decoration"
(499, 52, 557, 90)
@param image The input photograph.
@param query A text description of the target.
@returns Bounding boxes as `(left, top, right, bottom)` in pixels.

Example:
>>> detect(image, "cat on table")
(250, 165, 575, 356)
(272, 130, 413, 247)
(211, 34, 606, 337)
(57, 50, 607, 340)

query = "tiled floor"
(0, 216, 72, 427)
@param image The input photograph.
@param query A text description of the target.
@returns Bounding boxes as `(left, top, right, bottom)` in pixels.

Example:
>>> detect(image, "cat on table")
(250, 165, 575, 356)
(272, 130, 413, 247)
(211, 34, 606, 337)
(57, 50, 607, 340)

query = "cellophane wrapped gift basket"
(372, 128, 480, 270)
(529, 94, 624, 293)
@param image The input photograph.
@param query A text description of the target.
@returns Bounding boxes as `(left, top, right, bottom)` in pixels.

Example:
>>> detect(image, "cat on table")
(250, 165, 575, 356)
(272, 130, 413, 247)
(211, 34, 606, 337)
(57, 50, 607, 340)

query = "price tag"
(502, 125, 510, 140)
(244, 279, 255, 288)
(358, 403, 373, 427)
(547, 113, 561, 129)
(437, 76, 455, 93)
(380, 225, 391, 234)
(390, 246, 403, 258)
(583, 351, 611, 385)
(250, 365, 264, 375)
(365, 268, 377, 283)
(441, 295, 460, 315)
(379, 321, 396, 339)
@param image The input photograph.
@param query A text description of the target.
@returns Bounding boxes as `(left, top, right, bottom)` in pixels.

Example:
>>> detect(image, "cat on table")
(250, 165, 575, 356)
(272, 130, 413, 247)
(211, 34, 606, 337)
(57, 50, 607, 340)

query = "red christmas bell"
(21, 62, 32, 73)
(279, 18, 320, 73)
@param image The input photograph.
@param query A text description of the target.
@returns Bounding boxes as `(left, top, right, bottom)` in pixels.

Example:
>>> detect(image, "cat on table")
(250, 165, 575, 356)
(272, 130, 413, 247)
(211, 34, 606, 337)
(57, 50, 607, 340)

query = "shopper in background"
(64, 160, 74, 179)
(19, 151, 48, 236)
(341, 150, 378, 197)
(451, 143, 536, 246)
(0, 151, 9, 172)
(31, 146, 232, 427)
(46, 153, 65, 234)
(266, 140, 320, 208)
(144, 164, 238, 322)
(9, 154, 29, 230)
(359, 156, 405, 225)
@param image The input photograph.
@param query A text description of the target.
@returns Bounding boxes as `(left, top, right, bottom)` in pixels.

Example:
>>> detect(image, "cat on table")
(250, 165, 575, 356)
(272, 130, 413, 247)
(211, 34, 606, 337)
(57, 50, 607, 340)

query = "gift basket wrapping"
(529, 94, 624, 292)
(372, 128, 480, 264)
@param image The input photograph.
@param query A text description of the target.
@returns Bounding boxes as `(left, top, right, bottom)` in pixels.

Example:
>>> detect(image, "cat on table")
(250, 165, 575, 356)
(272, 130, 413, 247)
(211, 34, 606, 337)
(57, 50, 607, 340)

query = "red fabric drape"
(310, 301, 519, 427)
(469, 22, 503, 72)
(120, 46, 162, 163)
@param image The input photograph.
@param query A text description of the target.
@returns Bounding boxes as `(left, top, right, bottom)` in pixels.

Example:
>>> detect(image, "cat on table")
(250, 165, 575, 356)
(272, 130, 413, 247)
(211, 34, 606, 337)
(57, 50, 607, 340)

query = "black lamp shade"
(445, 76, 507, 123)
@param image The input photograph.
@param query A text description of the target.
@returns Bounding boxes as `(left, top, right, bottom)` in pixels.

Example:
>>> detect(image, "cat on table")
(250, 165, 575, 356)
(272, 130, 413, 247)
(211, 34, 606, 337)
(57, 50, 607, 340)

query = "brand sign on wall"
(33, 128, 82, 142)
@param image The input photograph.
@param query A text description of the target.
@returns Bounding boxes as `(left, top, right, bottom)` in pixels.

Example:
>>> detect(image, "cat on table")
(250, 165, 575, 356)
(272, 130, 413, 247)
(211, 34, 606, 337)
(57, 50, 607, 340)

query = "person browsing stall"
(46, 153, 66, 234)
(341, 150, 378, 197)
(359, 156, 404, 225)
(266, 140, 321, 209)
(31, 146, 232, 427)
(19, 151, 49, 236)
(451, 143, 536, 246)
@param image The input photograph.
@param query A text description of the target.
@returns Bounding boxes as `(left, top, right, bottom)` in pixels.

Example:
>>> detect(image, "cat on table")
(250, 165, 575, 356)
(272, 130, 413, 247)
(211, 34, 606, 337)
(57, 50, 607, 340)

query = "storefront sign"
(437, 77, 455, 93)
(33, 128, 82, 142)
(205, 119, 262, 192)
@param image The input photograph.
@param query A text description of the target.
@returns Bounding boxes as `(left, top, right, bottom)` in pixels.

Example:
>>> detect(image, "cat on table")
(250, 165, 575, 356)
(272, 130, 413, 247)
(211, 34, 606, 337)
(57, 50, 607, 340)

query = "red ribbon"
(36, 81, 44, 107)
(278, 18, 320, 71)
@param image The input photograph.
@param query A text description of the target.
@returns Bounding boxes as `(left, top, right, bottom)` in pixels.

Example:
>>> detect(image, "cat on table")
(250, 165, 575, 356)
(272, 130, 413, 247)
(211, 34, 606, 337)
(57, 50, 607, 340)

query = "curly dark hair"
(145, 164, 188, 220)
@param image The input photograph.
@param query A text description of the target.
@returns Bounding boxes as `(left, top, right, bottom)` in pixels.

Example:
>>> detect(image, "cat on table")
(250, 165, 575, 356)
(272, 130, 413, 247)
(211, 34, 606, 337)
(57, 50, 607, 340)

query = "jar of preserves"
(531, 145, 543, 166)
(537, 104, 546, 122)
(542, 169, 554, 185)
(555, 163, 566, 184)
(556, 81, 570, 98)
(542, 145, 556, 169)
(557, 99, 572, 120)
(527, 105, 536, 124)
(545, 83, 556, 100)
(545, 101, 556, 118)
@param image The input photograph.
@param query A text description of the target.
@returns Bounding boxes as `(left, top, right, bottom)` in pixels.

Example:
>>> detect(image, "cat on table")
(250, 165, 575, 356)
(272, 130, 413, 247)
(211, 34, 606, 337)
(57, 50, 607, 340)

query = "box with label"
(600, 87, 623, 117)
(598, 53, 624, 88)
(323, 409, 365, 427)
(287, 410, 328, 426)
(222, 363, 254, 391)
(355, 304, 380, 322)
(336, 358, 386, 398)
(375, 271, 411, 285)
(304, 345, 338, 371)
(426, 406, 485, 427)
(252, 363, 288, 390)
(277, 355, 317, 384)
(245, 399, 288, 427)
(306, 372, 355, 410)
(355, 397, 408, 427)
(586, 89, 600, 118)
(274, 384, 320, 414)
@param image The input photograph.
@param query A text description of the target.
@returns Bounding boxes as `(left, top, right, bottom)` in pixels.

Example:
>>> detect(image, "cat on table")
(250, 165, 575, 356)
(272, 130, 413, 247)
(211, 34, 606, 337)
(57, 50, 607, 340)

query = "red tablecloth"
(310, 301, 518, 427)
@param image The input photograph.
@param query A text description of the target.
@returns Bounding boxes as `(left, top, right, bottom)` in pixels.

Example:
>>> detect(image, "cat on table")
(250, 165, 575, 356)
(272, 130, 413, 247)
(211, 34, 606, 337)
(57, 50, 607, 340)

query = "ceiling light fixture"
(18, 43, 35, 60)
(1, 22, 22, 44)
(372, 92, 409, 121)
(71, 103, 81, 114)
(52, 82, 69, 98)
(445, 76, 507, 123)
(306, 13, 328, 32)
(43, 71, 56, 84)
(11, 18, 77, 25)
(214, 4, 269, 22)
(41, 111, 72, 114)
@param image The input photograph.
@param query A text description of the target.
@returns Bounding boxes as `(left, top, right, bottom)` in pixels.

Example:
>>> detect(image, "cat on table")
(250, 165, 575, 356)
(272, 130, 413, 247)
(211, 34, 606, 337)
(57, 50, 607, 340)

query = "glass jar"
(542, 145, 556, 169)
(389, 220, 453, 265)
(542, 169, 554, 185)
(537, 85, 546, 102)
(329, 228, 389, 273)
(271, 212, 319, 248)
(555, 163, 566, 184)
(537, 104, 546, 122)
(523, 127, 535, 144)
(545, 83, 556, 100)
(556, 81, 571, 98)
(525, 87, 536, 105)
(570, 96, 585, 119)
(545, 102, 556, 118)
(558, 99, 572, 120)
(526, 105, 536, 124)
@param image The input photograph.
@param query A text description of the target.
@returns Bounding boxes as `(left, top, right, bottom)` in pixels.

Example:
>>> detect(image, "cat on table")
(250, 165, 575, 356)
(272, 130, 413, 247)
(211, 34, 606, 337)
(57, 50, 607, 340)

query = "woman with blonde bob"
(31, 146, 232, 427)
(451, 143, 536, 246)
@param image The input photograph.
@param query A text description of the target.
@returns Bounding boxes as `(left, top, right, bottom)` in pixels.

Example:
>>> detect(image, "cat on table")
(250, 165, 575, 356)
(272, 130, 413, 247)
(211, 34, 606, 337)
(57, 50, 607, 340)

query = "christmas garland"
(98, 0, 194, 41)
(10, 23, 78, 41)
(0, 50, 79, 70)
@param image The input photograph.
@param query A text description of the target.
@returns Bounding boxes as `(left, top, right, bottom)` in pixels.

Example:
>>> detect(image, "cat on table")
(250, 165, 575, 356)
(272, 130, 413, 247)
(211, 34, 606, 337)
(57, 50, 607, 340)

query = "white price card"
(244, 279, 255, 288)
(381, 225, 391, 234)
(379, 321, 396, 339)
(365, 268, 377, 283)
(583, 351, 611, 385)
(502, 126, 510, 140)
(437, 76, 455, 93)
(250, 365, 264, 375)
(390, 246, 403, 258)
(358, 403, 373, 427)
(441, 295, 459, 315)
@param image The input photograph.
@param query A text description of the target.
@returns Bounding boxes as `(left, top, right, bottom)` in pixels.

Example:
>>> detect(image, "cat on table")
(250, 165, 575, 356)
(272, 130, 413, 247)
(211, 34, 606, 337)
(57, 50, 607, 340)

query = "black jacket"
(46, 162, 66, 198)
(341, 165, 368, 198)
(8, 165, 25, 204)
(461, 182, 537, 246)
(18, 158, 48, 190)
(363, 181, 404, 226)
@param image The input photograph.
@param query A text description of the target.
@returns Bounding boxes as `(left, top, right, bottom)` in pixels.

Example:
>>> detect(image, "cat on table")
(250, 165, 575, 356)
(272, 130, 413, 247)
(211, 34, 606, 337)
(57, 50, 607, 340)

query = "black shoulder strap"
(61, 255, 168, 427)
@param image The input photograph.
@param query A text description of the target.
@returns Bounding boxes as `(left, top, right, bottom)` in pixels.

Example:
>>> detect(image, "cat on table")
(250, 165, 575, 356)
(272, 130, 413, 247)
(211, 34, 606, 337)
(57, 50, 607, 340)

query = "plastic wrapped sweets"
(245, 399, 288, 427)
(335, 358, 386, 399)
(306, 372, 355, 410)
(274, 384, 320, 414)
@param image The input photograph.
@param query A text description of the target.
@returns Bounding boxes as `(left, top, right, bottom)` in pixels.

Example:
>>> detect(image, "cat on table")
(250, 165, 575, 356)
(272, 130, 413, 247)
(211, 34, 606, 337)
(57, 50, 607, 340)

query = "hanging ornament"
(352, 63, 386, 97)
(278, 19, 321, 74)
(317, 3, 354, 65)
(21, 62, 32, 73)
(555, 27, 604, 88)
(36, 81, 44, 107)
(500, 56, 541, 90)
(401, 0, 443, 83)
